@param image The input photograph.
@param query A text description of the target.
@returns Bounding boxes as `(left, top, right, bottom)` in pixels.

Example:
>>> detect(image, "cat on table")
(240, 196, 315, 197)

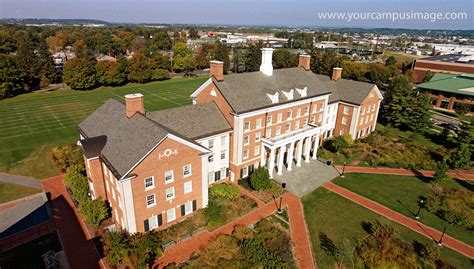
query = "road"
(431, 112, 461, 127)
(0, 172, 42, 189)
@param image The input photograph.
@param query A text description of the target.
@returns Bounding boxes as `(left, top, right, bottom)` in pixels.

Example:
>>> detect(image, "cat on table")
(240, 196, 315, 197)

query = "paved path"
(42, 175, 103, 269)
(323, 181, 474, 259)
(335, 165, 474, 181)
(0, 172, 42, 189)
(154, 189, 315, 269)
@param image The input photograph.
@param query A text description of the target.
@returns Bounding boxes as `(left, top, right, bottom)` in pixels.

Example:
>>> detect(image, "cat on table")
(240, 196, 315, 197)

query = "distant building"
(96, 54, 117, 62)
(416, 73, 474, 114)
(412, 54, 474, 82)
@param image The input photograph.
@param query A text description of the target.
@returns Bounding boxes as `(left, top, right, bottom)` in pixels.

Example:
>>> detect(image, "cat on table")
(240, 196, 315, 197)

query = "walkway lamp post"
(278, 182, 286, 213)
(415, 199, 424, 220)
(341, 162, 346, 178)
(438, 226, 447, 246)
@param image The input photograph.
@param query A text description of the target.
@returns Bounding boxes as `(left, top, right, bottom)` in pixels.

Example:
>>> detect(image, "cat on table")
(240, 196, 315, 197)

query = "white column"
(268, 147, 276, 178)
(304, 136, 311, 163)
(287, 142, 295, 171)
(260, 145, 266, 166)
(277, 146, 286, 176)
(296, 139, 303, 167)
(312, 135, 320, 160)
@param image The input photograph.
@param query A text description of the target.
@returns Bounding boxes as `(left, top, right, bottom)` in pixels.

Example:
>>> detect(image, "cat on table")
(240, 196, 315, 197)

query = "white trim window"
(243, 149, 249, 159)
(361, 106, 365, 115)
(297, 108, 301, 117)
(148, 215, 158, 230)
(370, 114, 374, 121)
(183, 164, 192, 177)
(285, 123, 291, 132)
(254, 146, 260, 156)
(342, 117, 348, 125)
(208, 155, 214, 163)
(320, 103, 324, 112)
(166, 187, 175, 200)
(256, 118, 262, 128)
(220, 136, 226, 147)
(144, 176, 154, 190)
(343, 106, 350, 115)
(266, 128, 272, 138)
(243, 135, 250, 145)
(255, 132, 261, 142)
(165, 170, 174, 183)
(208, 172, 215, 184)
(184, 201, 193, 215)
(318, 113, 323, 122)
(276, 126, 281, 136)
(244, 121, 251, 131)
(208, 139, 214, 149)
(220, 150, 226, 160)
(304, 106, 309, 115)
(184, 181, 192, 194)
(286, 110, 292, 120)
(312, 104, 317, 113)
(303, 118, 308, 127)
(311, 115, 316, 123)
(266, 115, 272, 125)
(277, 113, 282, 123)
(146, 194, 156, 208)
(360, 117, 364, 125)
(167, 208, 176, 222)
(295, 120, 300, 129)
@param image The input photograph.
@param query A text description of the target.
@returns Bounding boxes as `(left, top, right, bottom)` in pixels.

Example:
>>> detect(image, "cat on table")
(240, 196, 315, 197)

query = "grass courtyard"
(0, 182, 41, 203)
(332, 173, 474, 246)
(302, 188, 472, 269)
(0, 77, 208, 179)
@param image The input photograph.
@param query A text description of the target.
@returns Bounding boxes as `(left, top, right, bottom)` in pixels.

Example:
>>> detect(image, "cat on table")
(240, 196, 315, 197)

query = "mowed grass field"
(0, 76, 208, 179)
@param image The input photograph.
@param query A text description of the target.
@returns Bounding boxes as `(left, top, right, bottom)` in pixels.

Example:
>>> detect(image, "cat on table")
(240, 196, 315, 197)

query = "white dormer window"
(282, 89, 294, 100)
(267, 92, 279, 104)
(296, 87, 308, 97)
(210, 90, 217, 97)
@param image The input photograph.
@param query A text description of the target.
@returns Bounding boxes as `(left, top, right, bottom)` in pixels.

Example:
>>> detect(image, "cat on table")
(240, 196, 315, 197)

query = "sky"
(1, 0, 473, 30)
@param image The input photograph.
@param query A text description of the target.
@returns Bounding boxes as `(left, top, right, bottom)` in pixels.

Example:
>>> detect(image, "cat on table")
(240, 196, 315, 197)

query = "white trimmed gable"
(267, 92, 279, 104)
(282, 89, 294, 100)
(296, 87, 308, 97)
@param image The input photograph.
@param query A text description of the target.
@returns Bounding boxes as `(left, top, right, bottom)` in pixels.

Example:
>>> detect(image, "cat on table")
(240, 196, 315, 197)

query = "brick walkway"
(335, 165, 474, 181)
(42, 175, 103, 269)
(323, 181, 474, 259)
(154, 189, 315, 269)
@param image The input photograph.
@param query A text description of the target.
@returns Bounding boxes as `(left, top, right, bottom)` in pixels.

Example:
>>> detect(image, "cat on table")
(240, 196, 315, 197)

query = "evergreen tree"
(309, 49, 341, 76)
(37, 37, 61, 85)
(243, 42, 263, 72)
(408, 92, 432, 131)
(0, 54, 23, 99)
(272, 49, 298, 69)
(14, 32, 41, 91)
(212, 42, 230, 73)
(449, 144, 471, 169)
(381, 76, 413, 128)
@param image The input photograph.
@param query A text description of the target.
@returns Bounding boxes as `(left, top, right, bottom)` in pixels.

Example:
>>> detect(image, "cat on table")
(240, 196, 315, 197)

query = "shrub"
(204, 200, 225, 228)
(103, 231, 129, 266)
(50, 144, 84, 172)
(249, 167, 272, 191)
(327, 135, 352, 153)
(433, 161, 450, 183)
(151, 69, 171, 81)
(209, 183, 240, 200)
(64, 165, 89, 203)
(232, 225, 254, 240)
(80, 199, 109, 227)
(239, 239, 282, 267)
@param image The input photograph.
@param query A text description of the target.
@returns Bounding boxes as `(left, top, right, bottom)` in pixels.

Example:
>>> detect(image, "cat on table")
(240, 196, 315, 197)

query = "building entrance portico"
(261, 124, 321, 178)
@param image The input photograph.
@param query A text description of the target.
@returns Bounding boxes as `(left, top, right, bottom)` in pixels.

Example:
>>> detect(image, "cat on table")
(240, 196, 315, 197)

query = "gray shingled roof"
(78, 99, 169, 178)
(80, 135, 107, 159)
(214, 68, 332, 113)
(147, 102, 231, 140)
(314, 74, 376, 105)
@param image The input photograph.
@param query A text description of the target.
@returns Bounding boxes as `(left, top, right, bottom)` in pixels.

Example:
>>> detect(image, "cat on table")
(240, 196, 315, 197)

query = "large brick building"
(78, 48, 382, 233)
(412, 54, 474, 83)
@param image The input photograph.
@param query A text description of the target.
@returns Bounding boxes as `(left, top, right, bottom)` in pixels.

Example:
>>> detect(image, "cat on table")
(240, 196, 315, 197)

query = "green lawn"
(376, 123, 445, 149)
(302, 188, 472, 269)
(332, 173, 474, 246)
(0, 77, 208, 179)
(0, 182, 41, 203)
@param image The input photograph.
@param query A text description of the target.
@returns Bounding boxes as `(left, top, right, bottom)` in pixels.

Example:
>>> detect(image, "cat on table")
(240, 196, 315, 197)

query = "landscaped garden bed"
(332, 173, 474, 246)
(302, 188, 471, 268)
(238, 167, 286, 203)
(174, 210, 296, 268)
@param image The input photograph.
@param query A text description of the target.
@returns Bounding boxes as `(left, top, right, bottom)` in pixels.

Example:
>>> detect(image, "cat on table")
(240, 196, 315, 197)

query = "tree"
(172, 41, 194, 73)
(367, 64, 391, 85)
(448, 144, 471, 169)
(385, 55, 397, 66)
(341, 61, 368, 81)
(381, 76, 413, 128)
(310, 49, 342, 76)
(14, 31, 41, 91)
(433, 161, 450, 183)
(108, 55, 129, 85)
(96, 61, 111, 85)
(63, 58, 97, 90)
(0, 54, 23, 99)
(127, 50, 152, 83)
(249, 167, 272, 190)
(80, 199, 109, 227)
(408, 92, 432, 131)
(243, 42, 263, 72)
(37, 36, 61, 85)
(272, 49, 298, 69)
(188, 28, 200, 39)
(422, 70, 433, 82)
(212, 42, 230, 73)
(103, 231, 130, 266)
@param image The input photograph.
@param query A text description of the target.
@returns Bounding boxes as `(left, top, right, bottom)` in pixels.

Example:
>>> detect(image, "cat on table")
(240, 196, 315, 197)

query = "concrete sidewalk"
(0, 172, 42, 189)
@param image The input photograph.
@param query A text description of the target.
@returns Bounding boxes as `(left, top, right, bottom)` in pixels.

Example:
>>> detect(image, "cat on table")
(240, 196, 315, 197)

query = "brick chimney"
(209, 60, 224, 81)
(298, 54, 311, 71)
(260, 47, 274, 76)
(332, 67, 342, 80)
(125, 93, 145, 118)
